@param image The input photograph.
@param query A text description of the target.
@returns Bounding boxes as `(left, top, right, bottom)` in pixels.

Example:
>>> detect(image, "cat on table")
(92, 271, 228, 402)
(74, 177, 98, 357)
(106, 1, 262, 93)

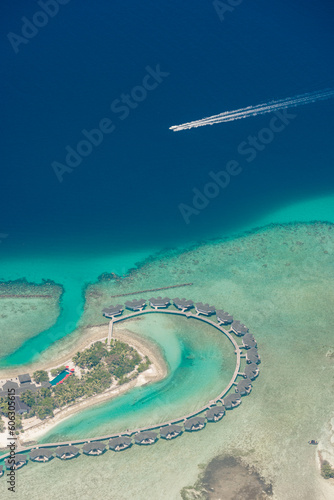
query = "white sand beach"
(0, 324, 167, 448)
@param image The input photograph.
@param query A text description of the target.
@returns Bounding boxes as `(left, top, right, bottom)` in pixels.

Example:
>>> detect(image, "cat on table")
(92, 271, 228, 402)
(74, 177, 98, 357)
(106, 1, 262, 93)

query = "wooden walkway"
(0, 305, 245, 462)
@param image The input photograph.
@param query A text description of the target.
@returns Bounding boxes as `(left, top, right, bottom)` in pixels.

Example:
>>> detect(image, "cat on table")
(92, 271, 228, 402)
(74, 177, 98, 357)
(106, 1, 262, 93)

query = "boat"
(308, 440, 318, 445)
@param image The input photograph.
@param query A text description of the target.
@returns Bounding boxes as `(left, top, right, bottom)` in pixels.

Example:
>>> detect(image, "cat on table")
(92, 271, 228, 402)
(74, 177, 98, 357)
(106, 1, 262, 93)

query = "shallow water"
(0, 247, 156, 367)
(1, 221, 334, 499)
(39, 314, 236, 443)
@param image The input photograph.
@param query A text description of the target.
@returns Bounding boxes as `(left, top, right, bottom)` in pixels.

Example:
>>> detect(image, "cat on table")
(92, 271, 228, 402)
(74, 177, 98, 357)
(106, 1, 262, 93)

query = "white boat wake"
(169, 89, 334, 131)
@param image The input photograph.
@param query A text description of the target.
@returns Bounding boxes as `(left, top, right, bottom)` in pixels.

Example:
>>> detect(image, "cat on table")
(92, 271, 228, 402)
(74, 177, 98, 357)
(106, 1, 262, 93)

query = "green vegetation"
(321, 461, 334, 479)
(50, 366, 66, 377)
(137, 356, 151, 373)
(33, 370, 49, 383)
(73, 340, 143, 379)
(0, 340, 150, 424)
(15, 415, 22, 430)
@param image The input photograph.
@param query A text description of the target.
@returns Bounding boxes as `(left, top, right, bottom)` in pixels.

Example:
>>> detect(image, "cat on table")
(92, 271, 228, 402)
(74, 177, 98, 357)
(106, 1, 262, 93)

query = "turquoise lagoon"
(0, 196, 334, 499)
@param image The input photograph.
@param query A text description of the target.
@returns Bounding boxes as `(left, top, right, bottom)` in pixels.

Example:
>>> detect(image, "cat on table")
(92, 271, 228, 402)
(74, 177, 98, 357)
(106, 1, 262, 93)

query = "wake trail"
(169, 89, 334, 131)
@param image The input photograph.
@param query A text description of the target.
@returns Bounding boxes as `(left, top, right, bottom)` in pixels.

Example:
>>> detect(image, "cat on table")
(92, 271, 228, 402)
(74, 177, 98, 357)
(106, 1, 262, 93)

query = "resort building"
(243, 363, 259, 380)
(246, 348, 261, 364)
(0, 378, 43, 399)
(29, 449, 54, 463)
(206, 406, 225, 422)
(159, 424, 183, 440)
(82, 442, 106, 456)
(134, 431, 158, 445)
(17, 383, 39, 396)
(235, 378, 252, 396)
(216, 310, 233, 325)
(223, 393, 242, 409)
(21, 383, 39, 393)
(184, 416, 206, 432)
(13, 397, 31, 415)
(102, 304, 123, 318)
(231, 320, 249, 336)
(109, 436, 133, 452)
(0, 465, 3, 478)
(40, 381, 52, 389)
(195, 303, 215, 316)
(18, 373, 31, 385)
(172, 298, 194, 311)
(1, 381, 19, 392)
(55, 445, 80, 460)
(5, 454, 28, 470)
(149, 296, 170, 309)
(124, 299, 146, 311)
(242, 333, 257, 349)
(0, 381, 19, 398)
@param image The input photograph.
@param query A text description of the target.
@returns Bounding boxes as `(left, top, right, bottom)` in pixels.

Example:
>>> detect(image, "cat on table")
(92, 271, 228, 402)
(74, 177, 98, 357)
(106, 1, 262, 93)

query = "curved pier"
(0, 298, 260, 467)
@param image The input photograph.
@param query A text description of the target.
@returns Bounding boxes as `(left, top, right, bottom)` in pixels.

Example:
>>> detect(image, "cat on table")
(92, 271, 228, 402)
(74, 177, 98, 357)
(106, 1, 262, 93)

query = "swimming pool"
(50, 370, 71, 386)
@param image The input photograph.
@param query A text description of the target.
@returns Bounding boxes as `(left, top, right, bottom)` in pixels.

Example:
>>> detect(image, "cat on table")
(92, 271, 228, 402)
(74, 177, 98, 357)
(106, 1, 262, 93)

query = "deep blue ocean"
(1, 0, 334, 251)
(0, 1, 334, 366)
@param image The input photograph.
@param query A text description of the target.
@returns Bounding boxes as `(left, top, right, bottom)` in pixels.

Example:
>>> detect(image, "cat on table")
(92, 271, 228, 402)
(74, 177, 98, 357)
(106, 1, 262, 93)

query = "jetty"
(109, 283, 193, 298)
(0, 296, 260, 469)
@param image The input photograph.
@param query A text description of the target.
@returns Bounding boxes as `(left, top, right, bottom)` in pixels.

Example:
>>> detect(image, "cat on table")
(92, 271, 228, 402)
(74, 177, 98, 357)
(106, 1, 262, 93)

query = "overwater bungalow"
(223, 393, 242, 409)
(206, 405, 225, 422)
(55, 445, 80, 460)
(216, 310, 233, 325)
(235, 378, 252, 396)
(0, 465, 3, 478)
(29, 448, 54, 463)
(173, 298, 194, 311)
(242, 333, 257, 349)
(195, 302, 215, 316)
(159, 425, 183, 440)
(82, 442, 106, 456)
(5, 454, 28, 470)
(124, 299, 146, 311)
(102, 304, 123, 318)
(184, 417, 206, 432)
(243, 363, 259, 380)
(134, 431, 158, 445)
(231, 320, 249, 336)
(246, 347, 261, 364)
(109, 436, 132, 451)
(149, 296, 170, 309)
(18, 373, 31, 385)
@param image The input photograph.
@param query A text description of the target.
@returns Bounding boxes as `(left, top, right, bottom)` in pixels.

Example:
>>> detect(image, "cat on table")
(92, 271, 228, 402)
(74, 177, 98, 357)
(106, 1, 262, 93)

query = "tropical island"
(0, 329, 164, 447)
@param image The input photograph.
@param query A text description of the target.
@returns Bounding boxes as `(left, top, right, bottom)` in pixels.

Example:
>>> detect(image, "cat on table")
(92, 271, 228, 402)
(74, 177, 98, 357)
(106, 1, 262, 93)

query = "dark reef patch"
(181, 455, 272, 500)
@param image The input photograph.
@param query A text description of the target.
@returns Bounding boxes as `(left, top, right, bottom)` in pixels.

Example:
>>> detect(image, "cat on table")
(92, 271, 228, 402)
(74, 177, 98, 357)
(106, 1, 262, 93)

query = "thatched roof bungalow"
(5, 454, 28, 470)
(134, 431, 158, 445)
(184, 417, 206, 432)
(160, 425, 183, 440)
(109, 436, 132, 452)
(206, 406, 225, 422)
(29, 448, 54, 462)
(55, 445, 80, 460)
(243, 363, 259, 380)
(223, 393, 242, 409)
(173, 298, 194, 311)
(82, 442, 106, 456)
